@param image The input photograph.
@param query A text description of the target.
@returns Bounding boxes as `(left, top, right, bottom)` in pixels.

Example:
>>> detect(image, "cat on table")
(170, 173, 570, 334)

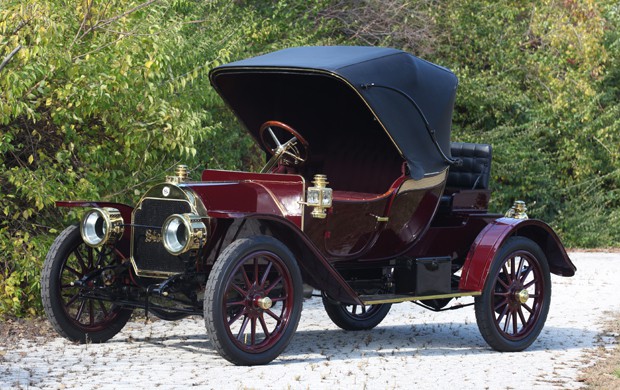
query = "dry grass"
(578, 311, 620, 389)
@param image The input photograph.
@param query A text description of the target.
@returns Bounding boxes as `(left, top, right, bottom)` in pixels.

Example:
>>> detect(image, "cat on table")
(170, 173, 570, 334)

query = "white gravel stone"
(0, 252, 617, 389)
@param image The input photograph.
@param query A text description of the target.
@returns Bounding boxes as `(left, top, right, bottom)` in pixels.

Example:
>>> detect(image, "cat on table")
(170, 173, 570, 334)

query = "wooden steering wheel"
(259, 121, 309, 172)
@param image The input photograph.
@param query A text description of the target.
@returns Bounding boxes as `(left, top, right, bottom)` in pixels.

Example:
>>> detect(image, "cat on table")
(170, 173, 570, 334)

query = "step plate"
(360, 291, 481, 305)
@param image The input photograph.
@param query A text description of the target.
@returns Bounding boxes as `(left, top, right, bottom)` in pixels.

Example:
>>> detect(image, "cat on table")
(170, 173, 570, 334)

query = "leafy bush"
(321, 0, 620, 246)
(2, 0, 618, 318)
(0, 0, 333, 317)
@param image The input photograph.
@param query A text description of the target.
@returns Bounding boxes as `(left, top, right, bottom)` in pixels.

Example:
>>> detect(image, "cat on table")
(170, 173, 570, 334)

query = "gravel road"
(1, 252, 618, 389)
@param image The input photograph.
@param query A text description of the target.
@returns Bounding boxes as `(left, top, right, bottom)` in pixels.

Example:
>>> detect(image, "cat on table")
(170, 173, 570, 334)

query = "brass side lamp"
(303, 174, 333, 219)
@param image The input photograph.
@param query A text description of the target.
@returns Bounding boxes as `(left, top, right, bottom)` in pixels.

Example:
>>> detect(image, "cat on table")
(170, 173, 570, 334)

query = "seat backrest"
(447, 142, 492, 190)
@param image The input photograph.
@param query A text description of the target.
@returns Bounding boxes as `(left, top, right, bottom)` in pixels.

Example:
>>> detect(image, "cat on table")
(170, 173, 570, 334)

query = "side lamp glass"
(162, 213, 208, 255)
(505, 200, 528, 220)
(304, 174, 332, 219)
(80, 207, 124, 247)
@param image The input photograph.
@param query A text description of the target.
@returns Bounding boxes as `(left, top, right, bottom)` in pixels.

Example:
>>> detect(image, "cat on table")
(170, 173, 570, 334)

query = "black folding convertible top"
(210, 46, 458, 179)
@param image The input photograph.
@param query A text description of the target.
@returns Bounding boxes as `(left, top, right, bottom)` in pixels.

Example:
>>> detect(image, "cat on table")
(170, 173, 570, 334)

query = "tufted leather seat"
(446, 142, 492, 190)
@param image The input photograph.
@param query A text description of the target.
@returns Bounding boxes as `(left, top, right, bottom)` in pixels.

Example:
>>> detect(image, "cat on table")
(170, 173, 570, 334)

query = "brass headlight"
(161, 213, 207, 255)
(80, 207, 124, 247)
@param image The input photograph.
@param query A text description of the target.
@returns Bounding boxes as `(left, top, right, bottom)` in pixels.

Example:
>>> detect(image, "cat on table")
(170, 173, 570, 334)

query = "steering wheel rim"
(259, 121, 310, 168)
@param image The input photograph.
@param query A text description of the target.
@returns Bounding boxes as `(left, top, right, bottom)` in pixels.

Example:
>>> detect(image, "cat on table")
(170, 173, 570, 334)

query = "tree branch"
(0, 45, 22, 73)
(78, 0, 160, 40)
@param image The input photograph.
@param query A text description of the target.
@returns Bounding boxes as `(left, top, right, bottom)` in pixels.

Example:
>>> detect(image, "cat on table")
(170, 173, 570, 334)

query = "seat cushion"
(447, 142, 492, 190)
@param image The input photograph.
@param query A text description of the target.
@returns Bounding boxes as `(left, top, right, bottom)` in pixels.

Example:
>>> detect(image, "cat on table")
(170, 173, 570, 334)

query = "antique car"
(41, 46, 576, 366)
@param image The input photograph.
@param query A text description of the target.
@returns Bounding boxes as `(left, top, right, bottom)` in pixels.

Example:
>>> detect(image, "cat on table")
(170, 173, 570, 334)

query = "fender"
(56, 200, 134, 222)
(459, 217, 576, 292)
(218, 213, 363, 306)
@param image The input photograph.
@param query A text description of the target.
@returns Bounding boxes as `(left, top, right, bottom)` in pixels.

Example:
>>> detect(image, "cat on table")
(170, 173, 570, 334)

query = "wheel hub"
(255, 296, 273, 310)
(516, 289, 529, 304)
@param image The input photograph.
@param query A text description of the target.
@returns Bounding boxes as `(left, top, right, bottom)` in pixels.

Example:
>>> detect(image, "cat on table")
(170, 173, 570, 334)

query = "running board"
(360, 291, 481, 305)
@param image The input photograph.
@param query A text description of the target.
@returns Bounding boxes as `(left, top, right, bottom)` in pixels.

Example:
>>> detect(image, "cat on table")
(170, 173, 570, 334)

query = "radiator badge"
(162, 186, 170, 197)
(145, 229, 162, 243)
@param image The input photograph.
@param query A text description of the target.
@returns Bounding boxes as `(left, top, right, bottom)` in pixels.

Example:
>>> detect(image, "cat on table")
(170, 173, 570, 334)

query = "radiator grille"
(131, 197, 192, 277)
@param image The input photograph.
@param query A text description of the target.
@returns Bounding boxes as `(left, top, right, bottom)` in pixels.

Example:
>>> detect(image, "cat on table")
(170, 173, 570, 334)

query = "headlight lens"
(162, 213, 207, 255)
(80, 207, 124, 247)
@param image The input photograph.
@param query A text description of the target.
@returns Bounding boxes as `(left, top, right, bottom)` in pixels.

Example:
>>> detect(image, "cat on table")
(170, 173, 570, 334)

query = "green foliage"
(0, 0, 333, 317)
(1, 0, 619, 318)
(423, 0, 620, 246)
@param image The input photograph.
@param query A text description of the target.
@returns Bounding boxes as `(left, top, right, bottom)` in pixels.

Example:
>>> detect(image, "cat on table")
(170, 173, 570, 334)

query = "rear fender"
(459, 218, 576, 292)
(56, 201, 134, 256)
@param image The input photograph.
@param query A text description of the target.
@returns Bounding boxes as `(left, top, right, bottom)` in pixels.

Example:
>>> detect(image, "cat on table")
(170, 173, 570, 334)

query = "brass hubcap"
(516, 289, 529, 304)
(256, 296, 273, 310)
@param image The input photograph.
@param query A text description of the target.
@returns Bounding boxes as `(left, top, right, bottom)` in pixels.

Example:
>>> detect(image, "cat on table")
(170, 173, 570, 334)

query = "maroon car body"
(42, 46, 576, 366)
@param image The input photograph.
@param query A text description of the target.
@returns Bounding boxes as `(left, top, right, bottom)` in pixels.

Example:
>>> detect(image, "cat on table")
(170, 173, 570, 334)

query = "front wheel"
(204, 236, 303, 365)
(41, 225, 133, 343)
(474, 236, 551, 352)
(322, 295, 391, 331)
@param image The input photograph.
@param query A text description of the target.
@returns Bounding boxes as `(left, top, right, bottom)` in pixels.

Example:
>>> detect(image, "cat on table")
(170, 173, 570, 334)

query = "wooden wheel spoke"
(88, 300, 95, 326)
(259, 262, 273, 288)
(73, 249, 88, 273)
(87, 247, 95, 269)
(236, 316, 250, 341)
(230, 282, 247, 296)
(258, 315, 271, 338)
(523, 279, 537, 289)
(501, 264, 512, 283)
(75, 299, 86, 322)
(228, 308, 247, 326)
(517, 307, 528, 326)
(64, 265, 82, 278)
(522, 303, 533, 314)
(493, 298, 508, 312)
(512, 309, 518, 334)
(264, 276, 283, 295)
(250, 317, 257, 345)
(270, 296, 287, 303)
(240, 265, 252, 290)
(65, 292, 80, 308)
(497, 278, 509, 290)
(519, 266, 533, 283)
(502, 311, 512, 333)
(265, 309, 282, 323)
(97, 300, 109, 318)
(496, 304, 509, 325)
(254, 257, 259, 284)
(516, 256, 525, 279)
(226, 300, 246, 308)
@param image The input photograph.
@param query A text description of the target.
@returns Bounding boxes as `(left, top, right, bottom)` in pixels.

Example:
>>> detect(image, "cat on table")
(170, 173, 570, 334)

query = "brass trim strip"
(397, 169, 448, 193)
(360, 291, 481, 305)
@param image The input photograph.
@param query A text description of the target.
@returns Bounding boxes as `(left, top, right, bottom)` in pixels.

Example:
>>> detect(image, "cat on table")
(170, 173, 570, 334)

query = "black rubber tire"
(474, 236, 551, 352)
(322, 295, 391, 331)
(204, 236, 303, 365)
(41, 225, 133, 343)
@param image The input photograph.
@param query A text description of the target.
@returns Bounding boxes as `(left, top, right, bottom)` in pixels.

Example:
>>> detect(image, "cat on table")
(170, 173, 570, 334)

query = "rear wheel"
(41, 225, 133, 343)
(204, 236, 303, 365)
(474, 237, 551, 352)
(322, 295, 391, 330)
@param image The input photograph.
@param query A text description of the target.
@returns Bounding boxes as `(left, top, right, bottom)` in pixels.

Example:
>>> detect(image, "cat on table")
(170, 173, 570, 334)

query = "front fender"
(217, 213, 362, 305)
(459, 218, 576, 292)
